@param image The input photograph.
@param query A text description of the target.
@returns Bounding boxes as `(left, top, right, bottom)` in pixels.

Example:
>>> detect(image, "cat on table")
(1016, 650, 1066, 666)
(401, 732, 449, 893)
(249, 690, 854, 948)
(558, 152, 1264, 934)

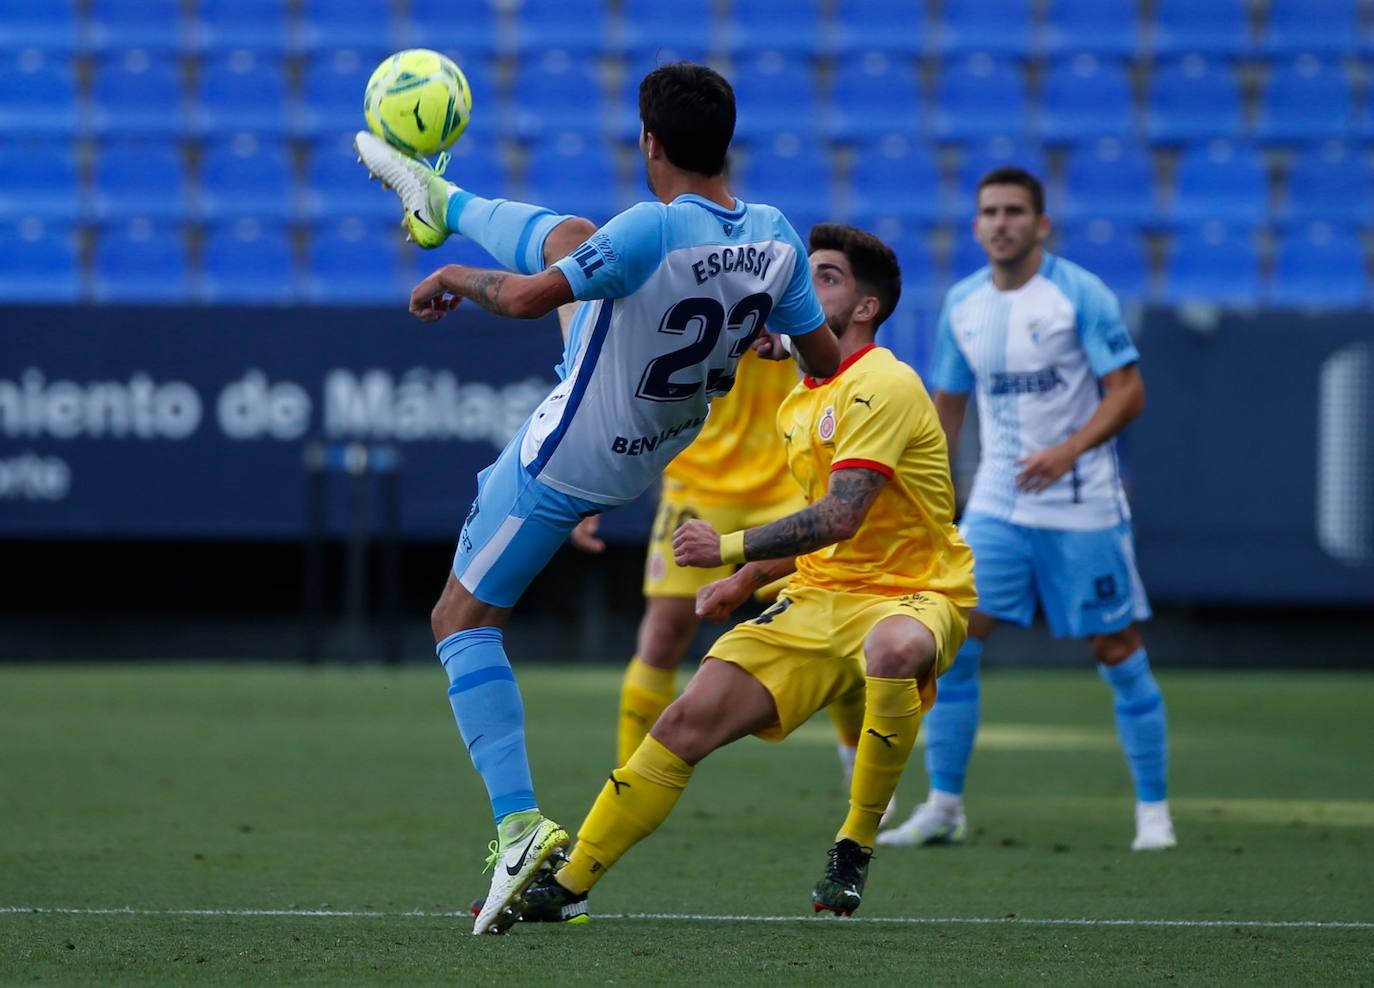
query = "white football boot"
(353, 131, 454, 249)
(1131, 800, 1178, 851)
(877, 793, 967, 847)
(472, 815, 570, 935)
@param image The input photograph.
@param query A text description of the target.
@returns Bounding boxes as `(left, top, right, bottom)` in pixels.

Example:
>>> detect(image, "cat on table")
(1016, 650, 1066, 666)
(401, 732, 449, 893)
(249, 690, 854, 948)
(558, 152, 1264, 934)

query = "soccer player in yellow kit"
(496, 224, 976, 927)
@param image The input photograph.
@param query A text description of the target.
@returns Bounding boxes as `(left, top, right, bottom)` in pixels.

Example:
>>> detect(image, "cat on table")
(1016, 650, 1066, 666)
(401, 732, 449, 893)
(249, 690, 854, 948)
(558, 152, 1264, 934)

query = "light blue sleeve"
(928, 298, 975, 394)
(1074, 272, 1140, 377)
(767, 219, 825, 336)
(553, 202, 665, 301)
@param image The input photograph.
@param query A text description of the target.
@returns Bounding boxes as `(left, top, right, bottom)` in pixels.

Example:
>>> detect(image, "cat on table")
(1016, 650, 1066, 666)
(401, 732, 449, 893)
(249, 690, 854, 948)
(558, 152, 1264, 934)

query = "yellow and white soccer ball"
(363, 49, 472, 157)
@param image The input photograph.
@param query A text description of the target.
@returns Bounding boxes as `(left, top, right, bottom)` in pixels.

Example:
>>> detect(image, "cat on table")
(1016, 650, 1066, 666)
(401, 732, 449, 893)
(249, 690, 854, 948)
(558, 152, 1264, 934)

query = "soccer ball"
(363, 49, 472, 157)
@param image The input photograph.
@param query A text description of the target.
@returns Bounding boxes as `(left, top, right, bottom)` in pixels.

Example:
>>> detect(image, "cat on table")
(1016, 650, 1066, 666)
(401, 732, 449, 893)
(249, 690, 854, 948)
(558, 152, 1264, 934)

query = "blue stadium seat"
(0, 53, 80, 138)
(954, 138, 1048, 213)
(0, 220, 80, 303)
(296, 0, 400, 53)
(1278, 144, 1373, 226)
(510, 50, 607, 138)
(1056, 220, 1151, 303)
(192, 0, 290, 52)
(846, 136, 943, 224)
(302, 136, 402, 221)
(1260, 0, 1358, 57)
(0, 144, 80, 222)
(830, 0, 928, 56)
(195, 51, 290, 136)
(1039, 0, 1141, 58)
(88, 51, 189, 137)
(91, 142, 191, 222)
(523, 131, 622, 224)
(0, 0, 78, 53)
(937, 0, 1033, 57)
(1145, 56, 1244, 144)
(618, 0, 715, 55)
(930, 55, 1029, 142)
(1266, 224, 1368, 307)
(1038, 56, 1135, 144)
(199, 221, 297, 304)
(825, 52, 921, 141)
(732, 52, 821, 141)
(737, 133, 835, 220)
(294, 48, 383, 140)
(301, 218, 410, 304)
(90, 221, 192, 303)
(1168, 141, 1268, 226)
(1057, 140, 1156, 226)
(405, 0, 499, 58)
(198, 137, 297, 221)
(1150, 0, 1251, 57)
(726, 0, 824, 56)
(1160, 223, 1260, 305)
(1254, 57, 1355, 143)
(84, 0, 186, 52)
(886, 228, 940, 302)
(444, 139, 513, 199)
(511, 0, 610, 55)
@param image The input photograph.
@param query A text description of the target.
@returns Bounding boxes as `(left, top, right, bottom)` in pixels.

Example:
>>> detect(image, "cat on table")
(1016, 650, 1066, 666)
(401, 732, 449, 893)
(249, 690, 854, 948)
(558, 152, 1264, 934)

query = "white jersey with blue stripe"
(520, 194, 824, 506)
(929, 252, 1140, 531)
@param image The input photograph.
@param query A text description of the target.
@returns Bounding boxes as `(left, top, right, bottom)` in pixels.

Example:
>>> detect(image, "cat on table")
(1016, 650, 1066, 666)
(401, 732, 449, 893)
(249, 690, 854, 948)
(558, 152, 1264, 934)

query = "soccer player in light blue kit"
(355, 63, 840, 932)
(879, 168, 1175, 852)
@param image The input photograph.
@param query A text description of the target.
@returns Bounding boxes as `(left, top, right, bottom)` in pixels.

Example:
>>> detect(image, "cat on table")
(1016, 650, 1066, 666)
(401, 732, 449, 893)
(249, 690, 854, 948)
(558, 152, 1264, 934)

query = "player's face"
(810, 249, 860, 336)
(974, 184, 1047, 266)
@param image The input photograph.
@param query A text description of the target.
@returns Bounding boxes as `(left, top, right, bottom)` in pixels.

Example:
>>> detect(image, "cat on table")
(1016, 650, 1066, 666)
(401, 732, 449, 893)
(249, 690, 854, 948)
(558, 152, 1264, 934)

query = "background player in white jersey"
(355, 63, 840, 933)
(879, 168, 1175, 852)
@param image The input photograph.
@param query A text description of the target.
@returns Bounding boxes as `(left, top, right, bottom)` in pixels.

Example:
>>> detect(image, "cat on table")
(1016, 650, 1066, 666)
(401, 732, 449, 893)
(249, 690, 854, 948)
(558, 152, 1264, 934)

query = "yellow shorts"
(706, 583, 970, 741)
(642, 486, 806, 598)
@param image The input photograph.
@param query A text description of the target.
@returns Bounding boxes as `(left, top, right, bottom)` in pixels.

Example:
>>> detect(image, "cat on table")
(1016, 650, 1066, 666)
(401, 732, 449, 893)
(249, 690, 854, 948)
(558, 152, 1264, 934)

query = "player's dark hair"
(638, 62, 735, 177)
(808, 223, 903, 328)
(976, 166, 1045, 215)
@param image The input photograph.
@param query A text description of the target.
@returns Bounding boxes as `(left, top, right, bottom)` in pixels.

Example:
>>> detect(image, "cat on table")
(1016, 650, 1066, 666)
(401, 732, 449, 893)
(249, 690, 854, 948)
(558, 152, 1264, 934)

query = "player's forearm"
(933, 391, 968, 462)
(741, 469, 884, 561)
(735, 557, 797, 589)
(439, 265, 561, 320)
(1063, 374, 1145, 456)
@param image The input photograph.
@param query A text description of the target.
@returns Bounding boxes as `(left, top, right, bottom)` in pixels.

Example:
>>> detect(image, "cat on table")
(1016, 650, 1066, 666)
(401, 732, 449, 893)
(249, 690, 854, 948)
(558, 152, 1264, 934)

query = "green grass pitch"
(3, 664, 1371, 985)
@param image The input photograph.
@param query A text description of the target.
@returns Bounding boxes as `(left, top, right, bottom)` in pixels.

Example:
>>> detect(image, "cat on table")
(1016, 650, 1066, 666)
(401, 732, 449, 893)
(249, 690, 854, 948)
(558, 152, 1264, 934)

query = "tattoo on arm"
(742, 469, 886, 561)
(454, 269, 516, 316)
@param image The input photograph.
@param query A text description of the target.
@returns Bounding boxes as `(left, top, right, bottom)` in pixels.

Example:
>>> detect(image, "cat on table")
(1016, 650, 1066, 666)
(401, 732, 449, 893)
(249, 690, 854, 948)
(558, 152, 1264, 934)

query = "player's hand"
(409, 266, 461, 322)
(569, 515, 605, 554)
(752, 330, 791, 361)
(1016, 442, 1079, 494)
(696, 574, 751, 621)
(672, 518, 723, 568)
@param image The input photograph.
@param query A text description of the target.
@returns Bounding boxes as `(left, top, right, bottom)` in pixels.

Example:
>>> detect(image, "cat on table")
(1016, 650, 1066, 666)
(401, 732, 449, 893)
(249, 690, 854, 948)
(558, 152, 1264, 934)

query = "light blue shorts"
(452, 433, 604, 608)
(960, 512, 1152, 639)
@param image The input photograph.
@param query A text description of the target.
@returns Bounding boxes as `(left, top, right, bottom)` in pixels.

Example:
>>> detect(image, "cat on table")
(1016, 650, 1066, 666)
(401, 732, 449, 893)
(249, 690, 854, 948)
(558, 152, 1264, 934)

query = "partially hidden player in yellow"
(571, 343, 885, 795)
(489, 224, 977, 929)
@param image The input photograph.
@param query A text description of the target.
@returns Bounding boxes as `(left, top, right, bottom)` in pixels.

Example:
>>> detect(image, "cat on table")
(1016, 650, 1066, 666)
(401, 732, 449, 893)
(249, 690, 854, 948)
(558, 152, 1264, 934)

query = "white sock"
(929, 789, 964, 813)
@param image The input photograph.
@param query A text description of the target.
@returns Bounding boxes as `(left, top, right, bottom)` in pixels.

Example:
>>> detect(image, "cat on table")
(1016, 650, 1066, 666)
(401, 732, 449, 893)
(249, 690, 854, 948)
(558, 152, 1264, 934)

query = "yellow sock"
(617, 657, 676, 766)
(838, 676, 922, 848)
(558, 735, 694, 894)
(826, 685, 866, 749)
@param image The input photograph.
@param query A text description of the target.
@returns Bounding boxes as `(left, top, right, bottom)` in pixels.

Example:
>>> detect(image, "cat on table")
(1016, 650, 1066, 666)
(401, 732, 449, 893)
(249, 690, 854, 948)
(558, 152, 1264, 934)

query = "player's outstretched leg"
(1096, 637, 1175, 851)
(878, 636, 982, 847)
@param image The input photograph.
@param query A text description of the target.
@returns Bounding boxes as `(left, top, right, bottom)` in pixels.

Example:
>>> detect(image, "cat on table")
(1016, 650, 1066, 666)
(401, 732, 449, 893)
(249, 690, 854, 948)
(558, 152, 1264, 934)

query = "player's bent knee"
(430, 575, 508, 642)
(648, 698, 709, 762)
(863, 617, 937, 680)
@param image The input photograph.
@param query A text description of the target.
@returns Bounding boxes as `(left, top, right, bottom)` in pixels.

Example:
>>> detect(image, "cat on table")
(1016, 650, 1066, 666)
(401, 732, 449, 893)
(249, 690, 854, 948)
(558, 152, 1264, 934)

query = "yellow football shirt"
(663, 348, 799, 506)
(776, 344, 977, 605)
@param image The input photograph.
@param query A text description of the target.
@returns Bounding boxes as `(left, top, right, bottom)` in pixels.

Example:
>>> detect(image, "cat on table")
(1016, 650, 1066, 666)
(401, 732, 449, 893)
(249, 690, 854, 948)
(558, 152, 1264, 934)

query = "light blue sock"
(925, 638, 983, 796)
(445, 190, 572, 275)
(437, 627, 537, 822)
(1099, 647, 1168, 802)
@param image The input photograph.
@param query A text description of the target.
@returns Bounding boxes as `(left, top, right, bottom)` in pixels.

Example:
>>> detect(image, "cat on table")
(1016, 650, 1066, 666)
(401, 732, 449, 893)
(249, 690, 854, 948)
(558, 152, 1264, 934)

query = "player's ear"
(855, 294, 880, 324)
(1037, 212, 1052, 242)
(642, 130, 663, 160)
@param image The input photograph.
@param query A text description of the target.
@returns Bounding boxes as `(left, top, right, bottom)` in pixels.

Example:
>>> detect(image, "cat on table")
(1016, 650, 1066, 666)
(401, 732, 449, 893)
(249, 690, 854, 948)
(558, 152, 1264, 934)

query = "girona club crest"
(817, 405, 836, 442)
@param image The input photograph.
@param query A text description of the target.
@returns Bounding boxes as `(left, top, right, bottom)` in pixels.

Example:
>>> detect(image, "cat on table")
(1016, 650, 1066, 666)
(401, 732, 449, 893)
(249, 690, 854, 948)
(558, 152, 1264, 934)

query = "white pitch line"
(2, 907, 1371, 930)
